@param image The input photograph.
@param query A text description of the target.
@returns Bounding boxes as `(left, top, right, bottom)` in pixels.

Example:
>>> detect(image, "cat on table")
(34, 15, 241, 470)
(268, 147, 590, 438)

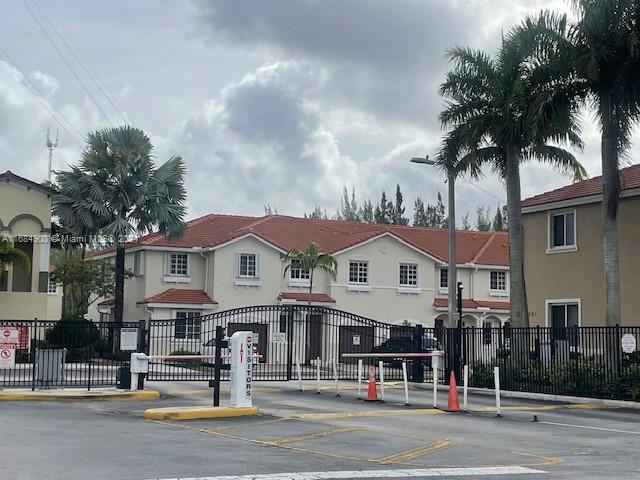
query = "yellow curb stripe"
(376, 439, 453, 464)
(266, 426, 361, 446)
(292, 408, 445, 420)
(0, 390, 160, 401)
(512, 451, 564, 466)
(470, 403, 610, 413)
(144, 406, 259, 420)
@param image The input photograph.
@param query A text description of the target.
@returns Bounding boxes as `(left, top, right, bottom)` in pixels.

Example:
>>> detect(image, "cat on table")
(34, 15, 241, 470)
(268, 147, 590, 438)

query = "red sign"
(0, 326, 28, 349)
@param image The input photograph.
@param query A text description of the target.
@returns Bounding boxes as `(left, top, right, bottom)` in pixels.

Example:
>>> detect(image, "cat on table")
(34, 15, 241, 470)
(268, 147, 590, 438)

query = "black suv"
(372, 336, 442, 367)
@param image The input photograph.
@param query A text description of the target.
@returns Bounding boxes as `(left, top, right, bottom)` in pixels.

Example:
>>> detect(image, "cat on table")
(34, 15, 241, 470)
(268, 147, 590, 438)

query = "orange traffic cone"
(446, 370, 460, 412)
(364, 365, 380, 402)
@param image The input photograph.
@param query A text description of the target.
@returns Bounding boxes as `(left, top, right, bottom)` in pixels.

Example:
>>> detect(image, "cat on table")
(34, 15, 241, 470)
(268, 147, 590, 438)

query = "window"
(439, 269, 448, 289)
(175, 311, 201, 340)
(399, 263, 418, 286)
(348, 261, 368, 284)
(168, 253, 188, 276)
(550, 211, 576, 249)
(133, 252, 141, 275)
(289, 261, 310, 280)
(490, 271, 507, 291)
(47, 275, 57, 294)
(549, 301, 579, 346)
(238, 253, 257, 277)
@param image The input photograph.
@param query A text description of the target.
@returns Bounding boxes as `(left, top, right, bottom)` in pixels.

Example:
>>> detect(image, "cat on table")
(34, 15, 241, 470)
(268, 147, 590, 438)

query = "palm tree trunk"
(447, 171, 457, 328)
(505, 146, 528, 327)
(114, 243, 125, 323)
(600, 97, 621, 328)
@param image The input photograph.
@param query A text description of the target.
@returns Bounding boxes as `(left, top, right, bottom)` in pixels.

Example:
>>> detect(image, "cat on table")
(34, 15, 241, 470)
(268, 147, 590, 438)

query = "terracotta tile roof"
(0, 170, 55, 195)
(522, 163, 640, 208)
(433, 297, 510, 311)
(137, 289, 217, 305)
(90, 214, 509, 266)
(277, 292, 336, 303)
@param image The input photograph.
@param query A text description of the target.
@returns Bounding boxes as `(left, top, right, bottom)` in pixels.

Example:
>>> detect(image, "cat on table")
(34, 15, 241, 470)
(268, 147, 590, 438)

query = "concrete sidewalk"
(0, 388, 159, 401)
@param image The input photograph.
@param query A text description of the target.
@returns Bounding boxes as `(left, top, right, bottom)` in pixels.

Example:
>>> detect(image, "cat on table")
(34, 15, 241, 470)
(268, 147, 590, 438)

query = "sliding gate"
(146, 305, 438, 382)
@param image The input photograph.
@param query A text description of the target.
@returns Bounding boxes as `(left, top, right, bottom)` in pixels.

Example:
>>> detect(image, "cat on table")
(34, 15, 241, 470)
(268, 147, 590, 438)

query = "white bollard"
(333, 358, 340, 397)
(494, 366, 502, 417)
(463, 364, 469, 412)
(357, 359, 363, 399)
(402, 360, 409, 405)
(378, 360, 385, 401)
(432, 363, 438, 408)
(316, 356, 321, 394)
(296, 351, 303, 392)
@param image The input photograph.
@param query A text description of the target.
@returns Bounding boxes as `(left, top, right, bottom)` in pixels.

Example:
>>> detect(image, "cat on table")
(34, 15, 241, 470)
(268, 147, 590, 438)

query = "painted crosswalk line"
(147, 465, 547, 480)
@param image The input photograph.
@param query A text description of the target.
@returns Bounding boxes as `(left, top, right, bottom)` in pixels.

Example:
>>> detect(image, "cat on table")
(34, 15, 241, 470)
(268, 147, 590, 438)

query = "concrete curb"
(411, 382, 640, 410)
(144, 406, 259, 420)
(0, 389, 160, 401)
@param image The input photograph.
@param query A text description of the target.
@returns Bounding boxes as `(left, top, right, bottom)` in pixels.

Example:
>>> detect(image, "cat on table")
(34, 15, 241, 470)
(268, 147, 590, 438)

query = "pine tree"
(374, 191, 392, 224)
(476, 206, 492, 231)
(413, 197, 428, 226)
(305, 205, 327, 219)
(360, 199, 374, 223)
(462, 213, 471, 230)
(492, 205, 505, 231)
(340, 186, 360, 221)
(392, 184, 409, 225)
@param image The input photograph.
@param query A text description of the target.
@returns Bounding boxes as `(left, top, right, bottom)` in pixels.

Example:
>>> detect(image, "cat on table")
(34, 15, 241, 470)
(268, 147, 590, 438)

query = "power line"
(21, 0, 115, 127)
(0, 47, 85, 148)
(31, 0, 132, 125)
(459, 175, 506, 203)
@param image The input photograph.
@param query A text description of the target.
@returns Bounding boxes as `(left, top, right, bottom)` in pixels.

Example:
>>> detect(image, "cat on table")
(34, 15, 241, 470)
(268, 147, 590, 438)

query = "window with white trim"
(168, 253, 188, 276)
(549, 301, 579, 346)
(550, 211, 576, 248)
(348, 260, 368, 284)
(47, 275, 57, 294)
(490, 271, 507, 291)
(175, 311, 201, 340)
(439, 269, 448, 289)
(289, 260, 310, 280)
(133, 251, 141, 275)
(238, 253, 257, 278)
(399, 263, 418, 287)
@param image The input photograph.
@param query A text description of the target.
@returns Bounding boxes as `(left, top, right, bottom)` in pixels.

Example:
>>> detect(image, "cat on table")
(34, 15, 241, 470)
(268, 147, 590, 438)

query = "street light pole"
(411, 156, 457, 327)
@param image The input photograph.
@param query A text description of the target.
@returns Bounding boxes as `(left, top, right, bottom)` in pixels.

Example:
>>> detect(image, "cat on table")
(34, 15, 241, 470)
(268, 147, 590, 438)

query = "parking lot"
(1, 381, 639, 480)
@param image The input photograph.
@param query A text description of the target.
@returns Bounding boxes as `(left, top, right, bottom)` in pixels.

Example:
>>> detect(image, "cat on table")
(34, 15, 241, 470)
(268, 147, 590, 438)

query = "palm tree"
(283, 242, 338, 301)
(570, 0, 640, 326)
(0, 236, 30, 285)
(439, 12, 588, 327)
(53, 126, 187, 322)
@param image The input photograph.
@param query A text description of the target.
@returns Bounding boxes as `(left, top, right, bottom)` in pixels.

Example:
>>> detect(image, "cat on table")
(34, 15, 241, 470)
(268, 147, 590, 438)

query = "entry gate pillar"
(229, 331, 253, 408)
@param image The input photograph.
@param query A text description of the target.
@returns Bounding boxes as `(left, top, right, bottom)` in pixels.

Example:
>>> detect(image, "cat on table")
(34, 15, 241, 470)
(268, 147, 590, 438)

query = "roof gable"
(522, 163, 640, 209)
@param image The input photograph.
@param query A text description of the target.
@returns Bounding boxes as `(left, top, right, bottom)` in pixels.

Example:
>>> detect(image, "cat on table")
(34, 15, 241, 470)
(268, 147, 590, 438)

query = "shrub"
(167, 349, 203, 367)
(44, 318, 100, 362)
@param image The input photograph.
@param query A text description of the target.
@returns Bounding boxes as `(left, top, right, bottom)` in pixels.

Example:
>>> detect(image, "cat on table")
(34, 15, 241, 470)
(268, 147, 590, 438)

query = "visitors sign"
(229, 331, 253, 408)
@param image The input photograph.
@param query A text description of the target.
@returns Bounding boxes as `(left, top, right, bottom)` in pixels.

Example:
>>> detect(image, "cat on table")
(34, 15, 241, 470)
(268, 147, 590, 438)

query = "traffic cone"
(364, 365, 379, 401)
(446, 370, 460, 412)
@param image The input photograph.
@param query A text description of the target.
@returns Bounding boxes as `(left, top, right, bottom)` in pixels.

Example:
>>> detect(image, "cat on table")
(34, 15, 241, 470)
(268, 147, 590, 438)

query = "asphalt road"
(1, 380, 639, 480)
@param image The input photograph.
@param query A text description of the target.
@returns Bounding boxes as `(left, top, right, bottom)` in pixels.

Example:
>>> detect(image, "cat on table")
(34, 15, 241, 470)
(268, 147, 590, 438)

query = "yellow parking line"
(292, 408, 445, 420)
(266, 426, 361, 446)
(471, 403, 610, 413)
(376, 439, 454, 464)
(512, 451, 564, 466)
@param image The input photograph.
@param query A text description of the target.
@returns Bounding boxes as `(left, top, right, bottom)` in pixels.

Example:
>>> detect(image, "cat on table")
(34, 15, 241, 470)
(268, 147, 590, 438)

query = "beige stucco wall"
(0, 180, 59, 320)
(523, 196, 640, 327)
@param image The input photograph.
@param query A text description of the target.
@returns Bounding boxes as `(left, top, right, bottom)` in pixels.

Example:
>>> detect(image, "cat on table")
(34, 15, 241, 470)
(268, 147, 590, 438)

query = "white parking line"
(147, 466, 547, 480)
(540, 421, 640, 435)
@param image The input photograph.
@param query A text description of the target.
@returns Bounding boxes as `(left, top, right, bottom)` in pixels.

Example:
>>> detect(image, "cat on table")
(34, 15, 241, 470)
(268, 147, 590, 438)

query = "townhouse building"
(522, 163, 640, 327)
(0, 171, 61, 320)
(88, 214, 510, 336)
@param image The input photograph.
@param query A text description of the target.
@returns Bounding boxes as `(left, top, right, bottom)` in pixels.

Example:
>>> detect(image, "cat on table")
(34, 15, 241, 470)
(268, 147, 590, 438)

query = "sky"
(1, 0, 638, 224)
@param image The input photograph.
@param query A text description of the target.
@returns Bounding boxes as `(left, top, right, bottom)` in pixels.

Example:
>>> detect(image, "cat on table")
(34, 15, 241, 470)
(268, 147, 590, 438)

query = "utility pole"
(46, 127, 59, 184)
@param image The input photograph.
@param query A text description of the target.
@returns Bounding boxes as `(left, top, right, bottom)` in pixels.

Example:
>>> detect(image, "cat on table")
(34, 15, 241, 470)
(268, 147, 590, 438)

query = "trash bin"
(117, 362, 131, 390)
(36, 348, 67, 386)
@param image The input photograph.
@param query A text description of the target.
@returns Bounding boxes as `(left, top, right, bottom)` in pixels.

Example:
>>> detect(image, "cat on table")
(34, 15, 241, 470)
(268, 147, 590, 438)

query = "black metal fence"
(0, 320, 140, 389)
(446, 326, 640, 402)
(146, 305, 442, 383)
